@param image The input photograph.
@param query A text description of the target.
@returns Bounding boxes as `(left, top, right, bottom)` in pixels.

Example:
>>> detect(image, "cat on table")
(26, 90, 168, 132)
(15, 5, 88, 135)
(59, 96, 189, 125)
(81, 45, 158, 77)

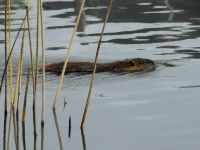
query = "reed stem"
(22, 71, 30, 123)
(26, 1, 35, 101)
(7, 0, 13, 108)
(16, 18, 27, 113)
(40, 0, 46, 125)
(6, 109, 12, 150)
(3, 111, 7, 150)
(32, 0, 41, 137)
(53, 0, 86, 109)
(16, 111, 19, 150)
(4, 0, 8, 115)
(12, 15, 26, 110)
(6, 107, 17, 150)
(21, 71, 30, 150)
(0, 16, 26, 95)
(5, 16, 27, 150)
(53, 110, 63, 150)
(80, 0, 113, 128)
(80, 128, 87, 150)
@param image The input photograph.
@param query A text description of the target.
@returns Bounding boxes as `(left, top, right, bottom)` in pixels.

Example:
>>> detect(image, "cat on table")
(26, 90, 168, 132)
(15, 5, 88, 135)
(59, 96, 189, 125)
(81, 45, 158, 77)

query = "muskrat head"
(117, 58, 156, 72)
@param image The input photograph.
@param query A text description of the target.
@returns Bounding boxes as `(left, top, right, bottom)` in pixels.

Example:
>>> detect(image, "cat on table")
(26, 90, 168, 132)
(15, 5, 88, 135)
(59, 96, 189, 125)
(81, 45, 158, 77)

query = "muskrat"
(44, 58, 156, 74)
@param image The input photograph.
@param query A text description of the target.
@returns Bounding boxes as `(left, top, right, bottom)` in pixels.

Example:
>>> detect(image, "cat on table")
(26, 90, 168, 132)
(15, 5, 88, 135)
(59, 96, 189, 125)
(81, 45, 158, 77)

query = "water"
(0, 0, 200, 149)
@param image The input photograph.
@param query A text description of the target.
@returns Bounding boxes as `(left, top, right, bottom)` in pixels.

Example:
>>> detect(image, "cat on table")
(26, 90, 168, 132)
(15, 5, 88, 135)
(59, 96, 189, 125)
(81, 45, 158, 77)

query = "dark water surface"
(0, 0, 200, 150)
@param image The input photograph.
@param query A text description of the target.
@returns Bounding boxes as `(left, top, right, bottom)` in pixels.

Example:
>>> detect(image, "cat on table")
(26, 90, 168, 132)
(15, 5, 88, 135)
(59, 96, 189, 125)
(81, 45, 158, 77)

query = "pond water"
(0, 0, 200, 149)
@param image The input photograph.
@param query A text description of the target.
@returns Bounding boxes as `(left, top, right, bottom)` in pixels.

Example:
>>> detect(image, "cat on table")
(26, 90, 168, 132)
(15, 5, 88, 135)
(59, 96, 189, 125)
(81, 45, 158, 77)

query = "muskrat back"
(44, 58, 156, 74)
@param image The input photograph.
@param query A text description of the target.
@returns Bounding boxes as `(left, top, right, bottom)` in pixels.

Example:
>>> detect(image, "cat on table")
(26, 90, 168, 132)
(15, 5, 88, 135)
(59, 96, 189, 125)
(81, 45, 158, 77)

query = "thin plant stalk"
(0, 16, 26, 95)
(21, 71, 30, 150)
(53, 110, 63, 150)
(34, 135, 37, 150)
(6, 106, 17, 150)
(32, 0, 41, 137)
(26, 0, 37, 138)
(6, 16, 27, 150)
(4, 0, 8, 115)
(16, 111, 19, 150)
(39, 0, 46, 125)
(3, 1, 8, 149)
(16, 18, 27, 113)
(12, 110, 17, 148)
(11, 17, 27, 150)
(52, 0, 86, 109)
(7, 0, 13, 106)
(7, 1, 15, 146)
(26, 1, 35, 99)
(81, 129, 87, 150)
(22, 71, 30, 124)
(41, 122, 44, 150)
(3, 111, 7, 150)
(80, 0, 113, 128)
(22, 122, 26, 150)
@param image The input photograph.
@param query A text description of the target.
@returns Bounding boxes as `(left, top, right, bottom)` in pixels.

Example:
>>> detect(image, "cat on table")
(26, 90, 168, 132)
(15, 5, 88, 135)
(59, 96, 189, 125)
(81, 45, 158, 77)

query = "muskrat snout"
(124, 58, 156, 72)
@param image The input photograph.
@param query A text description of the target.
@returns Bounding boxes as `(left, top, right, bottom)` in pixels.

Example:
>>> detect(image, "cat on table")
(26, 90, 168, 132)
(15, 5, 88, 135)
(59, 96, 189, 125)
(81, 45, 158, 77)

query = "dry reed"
(26, 1, 35, 101)
(22, 71, 30, 123)
(53, 110, 64, 150)
(22, 65, 31, 150)
(3, 1, 8, 150)
(16, 17, 27, 113)
(39, 0, 46, 126)
(0, 16, 26, 95)
(52, 0, 86, 109)
(6, 15, 27, 150)
(7, 0, 13, 108)
(32, 0, 41, 137)
(81, 128, 87, 150)
(3, 112, 7, 150)
(80, 0, 113, 128)
(4, 0, 8, 116)
(6, 106, 18, 150)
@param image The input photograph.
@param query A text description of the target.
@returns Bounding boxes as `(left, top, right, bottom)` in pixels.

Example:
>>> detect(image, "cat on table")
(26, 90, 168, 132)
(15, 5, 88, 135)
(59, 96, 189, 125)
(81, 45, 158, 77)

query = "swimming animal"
(44, 58, 156, 74)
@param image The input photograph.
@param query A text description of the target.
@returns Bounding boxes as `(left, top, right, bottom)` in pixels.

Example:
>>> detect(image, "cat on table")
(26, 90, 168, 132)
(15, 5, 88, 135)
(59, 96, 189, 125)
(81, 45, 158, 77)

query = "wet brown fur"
(44, 58, 156, 74)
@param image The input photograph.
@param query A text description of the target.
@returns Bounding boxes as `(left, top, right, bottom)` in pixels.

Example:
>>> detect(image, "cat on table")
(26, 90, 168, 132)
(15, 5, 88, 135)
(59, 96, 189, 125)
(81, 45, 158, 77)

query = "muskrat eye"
(129, 61, 134, 66)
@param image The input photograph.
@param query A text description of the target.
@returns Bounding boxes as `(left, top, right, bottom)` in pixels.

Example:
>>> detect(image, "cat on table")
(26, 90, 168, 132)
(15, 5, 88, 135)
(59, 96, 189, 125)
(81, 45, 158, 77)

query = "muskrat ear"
(129, 61, 134, 66)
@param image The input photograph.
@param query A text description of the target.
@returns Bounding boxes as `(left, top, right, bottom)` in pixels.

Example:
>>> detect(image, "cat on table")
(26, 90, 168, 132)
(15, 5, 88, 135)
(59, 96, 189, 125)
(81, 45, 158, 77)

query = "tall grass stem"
(52, 0, 86, 109)
(80, 0, 113, 128)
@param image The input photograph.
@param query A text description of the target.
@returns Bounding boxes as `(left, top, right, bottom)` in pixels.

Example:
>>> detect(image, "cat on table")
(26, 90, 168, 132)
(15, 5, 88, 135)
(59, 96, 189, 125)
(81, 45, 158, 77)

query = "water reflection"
(80, 129, 87, 150)
(0, 0, 25, 25)
(0, 0, 24, 10)
(22, 123, 26, 150)
(7, 109, 18, 149)
(34, 135, 37, 150)
(178, 84, 200, 89)
(43, 0, 200, 23)
(12, 111, 17, 147)
(45, 0, 86, 32)
(41, 124, 45, 150)
(68, 116, 71, 139)
(164, 0, 175, 21)
(158, 49, 200, 59)
(3, 111, 7, 150)
(16, 112, 20, 150)
(43, 0, 200, 46)
(75, 0, 86, 32)
(53, 110, 64, 150)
